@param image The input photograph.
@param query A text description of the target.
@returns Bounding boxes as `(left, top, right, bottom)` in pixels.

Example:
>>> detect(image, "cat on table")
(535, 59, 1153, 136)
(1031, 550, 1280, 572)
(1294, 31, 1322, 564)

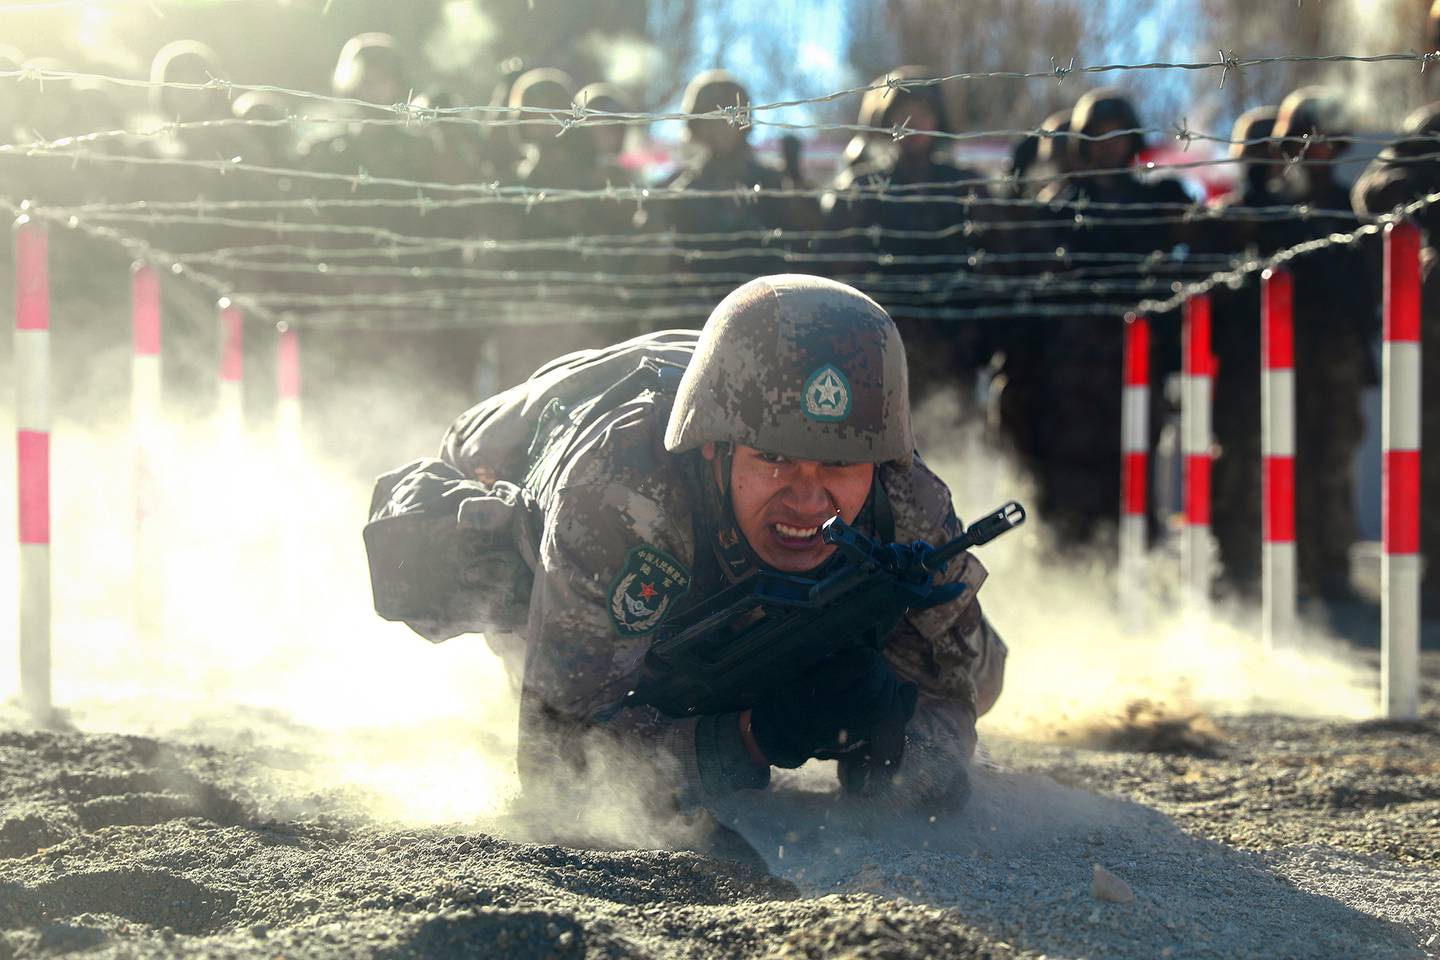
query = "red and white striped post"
(1261, 268, 1297, 649)
(1382, 221, 1422, 720)
(217, 298, 244, 437)
(132, 262, 163, 644)
(1182, 294, 1215, 611)
(1120, 313, 1150, 621)
(14, 216, 51, 719)
(276, 322, 302, 458)
(276, 322, 303, 615)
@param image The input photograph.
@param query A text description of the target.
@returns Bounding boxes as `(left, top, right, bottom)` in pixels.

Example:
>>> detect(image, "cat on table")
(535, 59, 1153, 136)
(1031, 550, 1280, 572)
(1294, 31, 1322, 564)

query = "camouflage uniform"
(1353, 102, 1440, 609)
(1273, 89, 1378, 599)
(1010, 89, 1192, 547)
(368, 278, 1006, 812)
(822, 67, 991, 409)
(656, 72, 822, 296)
(1207, 107, 1283, 594)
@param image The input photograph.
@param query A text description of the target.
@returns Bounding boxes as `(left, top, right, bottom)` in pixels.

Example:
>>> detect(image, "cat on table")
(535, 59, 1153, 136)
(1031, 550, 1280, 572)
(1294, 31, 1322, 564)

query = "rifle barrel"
(925, 500, 1026, 569)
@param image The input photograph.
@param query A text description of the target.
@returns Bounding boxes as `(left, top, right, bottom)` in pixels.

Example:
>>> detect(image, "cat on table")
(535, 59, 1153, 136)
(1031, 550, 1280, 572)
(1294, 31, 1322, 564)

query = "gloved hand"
(834, 685, 921, 796)
(749, 648, 918, 769)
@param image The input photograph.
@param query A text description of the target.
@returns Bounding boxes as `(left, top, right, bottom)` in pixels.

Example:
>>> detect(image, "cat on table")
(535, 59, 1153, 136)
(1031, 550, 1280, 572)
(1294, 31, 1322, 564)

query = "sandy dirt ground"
(0, 651, 1435, 960)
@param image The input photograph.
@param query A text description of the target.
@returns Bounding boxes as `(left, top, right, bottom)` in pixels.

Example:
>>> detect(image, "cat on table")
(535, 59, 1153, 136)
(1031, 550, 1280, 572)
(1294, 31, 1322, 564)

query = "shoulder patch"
(608, 544, 692, 636)
(803, 363, 852, 422)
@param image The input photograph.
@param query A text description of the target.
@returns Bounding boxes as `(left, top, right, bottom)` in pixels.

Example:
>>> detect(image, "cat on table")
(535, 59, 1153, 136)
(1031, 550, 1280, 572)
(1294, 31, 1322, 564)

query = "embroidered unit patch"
(609, 544, 692, 636)
(802, 363, 852, 422)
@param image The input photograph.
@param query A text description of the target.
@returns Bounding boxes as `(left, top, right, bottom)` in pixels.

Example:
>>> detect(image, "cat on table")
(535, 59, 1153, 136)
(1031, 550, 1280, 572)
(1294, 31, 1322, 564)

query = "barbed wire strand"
(0, 143, 1400, 206)
(0, 112, 1418, 153)
(4, 52, 1436, 127)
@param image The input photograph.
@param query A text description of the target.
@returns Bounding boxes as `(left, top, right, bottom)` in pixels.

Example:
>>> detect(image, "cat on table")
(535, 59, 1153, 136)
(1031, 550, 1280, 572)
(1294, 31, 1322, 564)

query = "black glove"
(749, 648, 918, 770)
(835, 682, 921, 796)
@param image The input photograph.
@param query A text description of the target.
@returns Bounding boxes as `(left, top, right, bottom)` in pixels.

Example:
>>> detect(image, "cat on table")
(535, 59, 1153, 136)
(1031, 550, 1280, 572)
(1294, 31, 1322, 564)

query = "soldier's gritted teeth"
(708, 443, 875, 572)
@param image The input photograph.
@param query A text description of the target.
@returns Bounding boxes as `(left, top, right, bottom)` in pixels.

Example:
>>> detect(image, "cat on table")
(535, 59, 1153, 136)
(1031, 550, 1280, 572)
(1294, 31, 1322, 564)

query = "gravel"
(0, 653, 1434, 960)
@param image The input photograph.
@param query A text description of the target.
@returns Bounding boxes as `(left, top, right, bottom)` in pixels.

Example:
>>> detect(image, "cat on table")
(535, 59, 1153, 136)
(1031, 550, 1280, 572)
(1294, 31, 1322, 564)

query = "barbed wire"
(7, 195, 1183, 327)
(236, 272, 1190, 309)
(2, 41, 1426, 340)
(6, 189, 1415, 335)
(7, 195, 1234, 292)
(0, 112, 1418, 154)
(110, 255, 1222, 288)
(38, 201, 1362, 252)
(3, 51, 1436, 130)
(1135, 194, 1436, 316)
(5, 198, 266, 319)
(166, 244, 1239, 283)
(0, 144, 1397, 208)
(286, 300, 1157, 332)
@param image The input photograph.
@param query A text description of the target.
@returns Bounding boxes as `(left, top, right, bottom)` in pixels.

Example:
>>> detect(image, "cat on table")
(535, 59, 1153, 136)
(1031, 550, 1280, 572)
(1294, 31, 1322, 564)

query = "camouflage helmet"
(1069, 87, 1144, 165)
(1229, 105, 1278, 162)
(1035, 108, 1074, 167)
(331, 33, 405, 98)
(682, 69, 752, 143)
(1273, 86, 1349, 159)
(664, 275, 913, 466)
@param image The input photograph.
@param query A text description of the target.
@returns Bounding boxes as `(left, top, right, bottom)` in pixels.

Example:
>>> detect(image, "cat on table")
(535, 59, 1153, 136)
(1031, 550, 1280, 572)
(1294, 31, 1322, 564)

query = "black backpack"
(364, 330, 697, 647)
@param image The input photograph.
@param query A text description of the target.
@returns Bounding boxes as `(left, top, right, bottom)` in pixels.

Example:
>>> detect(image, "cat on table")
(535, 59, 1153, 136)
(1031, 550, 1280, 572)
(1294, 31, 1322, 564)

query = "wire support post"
(1261, 268, 1297, 650)
(1120, 313, 1151, 629)
(217, 298, 245, 440)
(1382, 221, 1422, 721)
(131, 262, 163, 647)
(14, 214, 52, 721)
(1181, 294, 1215, 615)
(275, 322, 303, 619)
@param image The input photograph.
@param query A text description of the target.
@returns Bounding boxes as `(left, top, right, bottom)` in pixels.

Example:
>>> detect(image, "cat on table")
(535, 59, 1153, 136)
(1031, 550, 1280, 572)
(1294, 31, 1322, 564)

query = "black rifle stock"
(629, 500, 1025, 718)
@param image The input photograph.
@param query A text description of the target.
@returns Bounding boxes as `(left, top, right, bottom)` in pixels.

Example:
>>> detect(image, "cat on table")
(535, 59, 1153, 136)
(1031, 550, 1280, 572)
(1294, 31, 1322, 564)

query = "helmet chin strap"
(708, 442, 763, 582)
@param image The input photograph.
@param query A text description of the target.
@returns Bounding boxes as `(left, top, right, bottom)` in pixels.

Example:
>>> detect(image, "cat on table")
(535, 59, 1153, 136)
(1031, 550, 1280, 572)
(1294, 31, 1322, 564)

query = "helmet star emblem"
(802, 364, 852, 422)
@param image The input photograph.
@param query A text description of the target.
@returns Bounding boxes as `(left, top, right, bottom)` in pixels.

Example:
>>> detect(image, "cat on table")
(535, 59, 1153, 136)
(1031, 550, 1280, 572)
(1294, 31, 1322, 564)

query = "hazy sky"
(658, 0, 1203, 132)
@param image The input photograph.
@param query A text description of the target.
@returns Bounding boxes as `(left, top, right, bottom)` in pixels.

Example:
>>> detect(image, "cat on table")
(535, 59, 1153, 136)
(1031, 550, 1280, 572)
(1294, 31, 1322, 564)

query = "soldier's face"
(1087, 120, 1134, 171)
(706, 443, 875, 573)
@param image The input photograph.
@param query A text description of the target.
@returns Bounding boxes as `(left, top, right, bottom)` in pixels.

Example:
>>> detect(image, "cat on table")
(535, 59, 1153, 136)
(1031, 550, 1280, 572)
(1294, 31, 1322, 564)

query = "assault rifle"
(629, 501, 1025, 718)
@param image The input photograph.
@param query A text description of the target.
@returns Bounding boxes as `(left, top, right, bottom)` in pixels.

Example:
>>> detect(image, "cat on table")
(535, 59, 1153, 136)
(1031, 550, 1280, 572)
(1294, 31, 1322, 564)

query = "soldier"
(491, 69, 638, 374)
(573, 81, 635, 187)
(140, 41, 249, 205)
(1354, 102, 1440, 613)
(1026, 108, 1076, 199)
(658, 71, 821, 293)
(366, 276, 1007, 843)
(824, 66, 988, 409)
(1208, 106, 1283, 597)
(303, 33, 431, 181)
(1019, 88, 1192, 547)
(1273, 88, 1377, 602)
(990, 107, 1078, 466)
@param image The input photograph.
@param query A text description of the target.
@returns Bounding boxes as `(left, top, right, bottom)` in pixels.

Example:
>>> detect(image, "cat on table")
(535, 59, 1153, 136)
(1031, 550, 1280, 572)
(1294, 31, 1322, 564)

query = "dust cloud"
(0, 399, 524, 826)
(1, 376, 1379, 835)
(913, 390, 1377, 752)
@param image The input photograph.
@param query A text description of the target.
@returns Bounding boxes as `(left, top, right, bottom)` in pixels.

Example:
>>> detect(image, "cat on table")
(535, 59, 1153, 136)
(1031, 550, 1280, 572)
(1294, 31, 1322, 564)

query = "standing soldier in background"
(491, 69, 640, 382)
(574, 82, 636, 189)
(141, 41, 250, 205)
(659, 71, 820, 295)
(304, 33, 430, 182)
(990, 107, 1077, 468)
(1017, 88, 1192, 548)
(1208, 106, 1283, 597)
(364, 276, 1007, 859)
(1353, 102, 1440, 613)
(823, 67, 989, 410)
(1272, 88, 1377, 602)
